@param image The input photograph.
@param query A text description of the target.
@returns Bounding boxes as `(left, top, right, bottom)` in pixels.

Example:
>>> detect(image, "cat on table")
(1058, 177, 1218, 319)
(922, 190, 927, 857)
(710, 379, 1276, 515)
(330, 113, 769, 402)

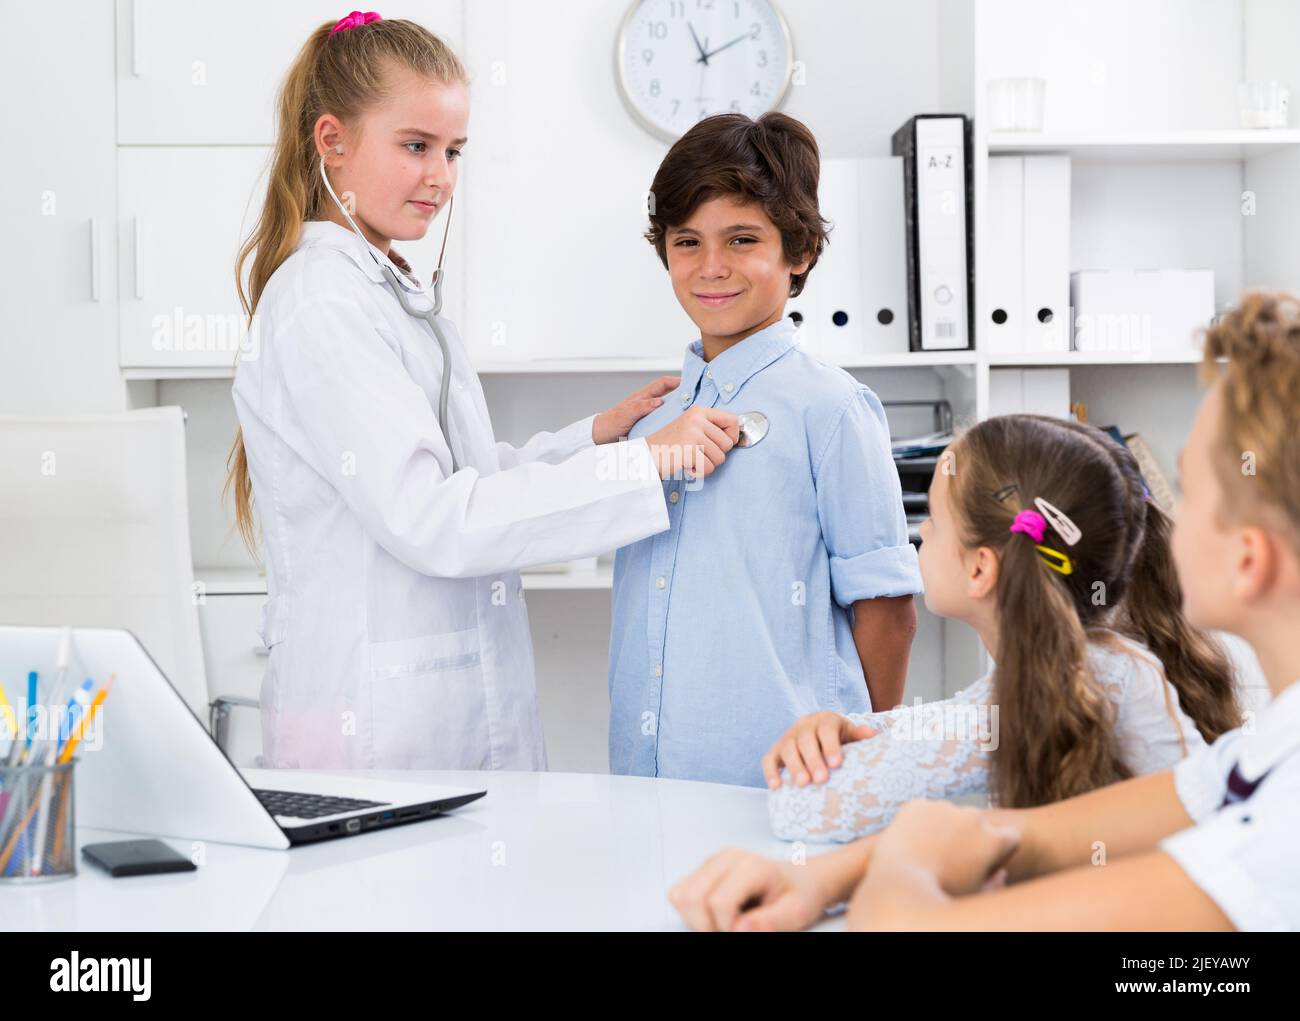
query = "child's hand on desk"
(592, 375, 681, 444)
(669, 847, 832, 932)
(762, 711, 876, 789)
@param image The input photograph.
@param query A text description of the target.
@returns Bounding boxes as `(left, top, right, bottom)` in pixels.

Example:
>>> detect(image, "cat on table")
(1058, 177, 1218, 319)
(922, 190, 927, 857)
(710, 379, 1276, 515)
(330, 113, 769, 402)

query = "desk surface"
(1, 770, 840, 931)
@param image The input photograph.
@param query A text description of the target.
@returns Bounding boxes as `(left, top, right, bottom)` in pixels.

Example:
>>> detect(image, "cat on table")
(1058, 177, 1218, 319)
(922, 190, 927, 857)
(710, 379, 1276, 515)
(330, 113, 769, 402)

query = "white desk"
(1, 770, 842, 931)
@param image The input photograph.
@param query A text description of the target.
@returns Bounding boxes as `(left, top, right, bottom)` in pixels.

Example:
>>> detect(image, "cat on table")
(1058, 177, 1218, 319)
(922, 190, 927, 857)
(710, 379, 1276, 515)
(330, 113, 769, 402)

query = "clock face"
(616, 0, 794, 142)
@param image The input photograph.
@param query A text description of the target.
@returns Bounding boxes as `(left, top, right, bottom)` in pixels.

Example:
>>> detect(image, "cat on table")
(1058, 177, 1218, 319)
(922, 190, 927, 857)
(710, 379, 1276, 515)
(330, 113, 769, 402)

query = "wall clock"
(616, 0, 795, 142)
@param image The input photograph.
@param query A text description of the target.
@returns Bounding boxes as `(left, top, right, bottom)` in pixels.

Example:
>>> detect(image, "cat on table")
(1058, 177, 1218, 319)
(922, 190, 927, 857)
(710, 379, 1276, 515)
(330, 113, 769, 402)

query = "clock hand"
(688, 21, 709, 66)
(696, 32, 750, 63)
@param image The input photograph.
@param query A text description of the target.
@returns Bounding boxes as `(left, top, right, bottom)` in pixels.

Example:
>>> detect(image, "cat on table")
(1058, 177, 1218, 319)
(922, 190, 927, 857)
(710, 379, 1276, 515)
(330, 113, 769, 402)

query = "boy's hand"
(592, 375, 680, 444)
(762, 711, 876, 789)
(669, 847, 833, 932)
(646, 406, 739, 480)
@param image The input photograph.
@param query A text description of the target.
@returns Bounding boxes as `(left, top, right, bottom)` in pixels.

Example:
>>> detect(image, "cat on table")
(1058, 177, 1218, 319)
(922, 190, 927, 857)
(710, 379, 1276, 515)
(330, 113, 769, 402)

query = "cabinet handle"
(133, 215, 144, 300)
(131, 0, 143, 77)
(89, 217, 101, 302)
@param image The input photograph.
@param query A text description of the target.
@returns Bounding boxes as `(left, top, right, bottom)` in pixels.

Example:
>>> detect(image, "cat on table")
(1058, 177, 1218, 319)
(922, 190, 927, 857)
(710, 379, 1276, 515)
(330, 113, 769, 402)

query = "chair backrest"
(0, 407, 208, 714)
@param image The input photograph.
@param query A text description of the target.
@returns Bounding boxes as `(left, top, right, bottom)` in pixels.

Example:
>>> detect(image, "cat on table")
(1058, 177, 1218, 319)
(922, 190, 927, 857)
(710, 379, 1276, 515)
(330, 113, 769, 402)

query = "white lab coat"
(232, 220, 669, 770)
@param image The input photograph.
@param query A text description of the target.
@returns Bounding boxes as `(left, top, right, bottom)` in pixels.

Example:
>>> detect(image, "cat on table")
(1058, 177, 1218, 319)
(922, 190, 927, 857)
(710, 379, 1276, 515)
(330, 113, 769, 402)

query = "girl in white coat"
(227, 14, 738, 771)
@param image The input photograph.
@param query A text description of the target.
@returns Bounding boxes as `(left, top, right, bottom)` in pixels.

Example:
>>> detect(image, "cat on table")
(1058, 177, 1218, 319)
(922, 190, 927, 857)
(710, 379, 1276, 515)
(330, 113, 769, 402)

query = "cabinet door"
(1, 0, 121, 414)
(116, 0, 465, 145)
(117, 146, 271, 368)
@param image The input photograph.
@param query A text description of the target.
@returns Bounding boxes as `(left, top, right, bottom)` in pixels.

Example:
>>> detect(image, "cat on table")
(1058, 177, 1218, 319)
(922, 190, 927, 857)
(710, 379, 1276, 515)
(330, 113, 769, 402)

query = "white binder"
(985, 156, 1024, 353)
(1022, 154, 1071, 352)
(909, 116, 970, 350)
(785, 157, 909, 359)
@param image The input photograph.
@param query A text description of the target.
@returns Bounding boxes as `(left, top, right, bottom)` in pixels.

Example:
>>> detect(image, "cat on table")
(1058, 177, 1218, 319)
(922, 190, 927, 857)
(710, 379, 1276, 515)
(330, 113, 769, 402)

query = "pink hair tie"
(331, 10, 382, 34)
(1009, 509, 1047, 543)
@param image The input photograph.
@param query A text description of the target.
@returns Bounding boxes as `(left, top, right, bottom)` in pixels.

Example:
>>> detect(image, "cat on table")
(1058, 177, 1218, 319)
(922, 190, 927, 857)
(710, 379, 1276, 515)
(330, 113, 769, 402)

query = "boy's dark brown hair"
(644, 112, 830, 298)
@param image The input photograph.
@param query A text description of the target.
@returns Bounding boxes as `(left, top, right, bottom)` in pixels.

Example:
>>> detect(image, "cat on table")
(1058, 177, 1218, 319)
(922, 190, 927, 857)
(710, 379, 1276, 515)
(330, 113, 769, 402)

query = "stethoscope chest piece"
(736, 411, 770, 448)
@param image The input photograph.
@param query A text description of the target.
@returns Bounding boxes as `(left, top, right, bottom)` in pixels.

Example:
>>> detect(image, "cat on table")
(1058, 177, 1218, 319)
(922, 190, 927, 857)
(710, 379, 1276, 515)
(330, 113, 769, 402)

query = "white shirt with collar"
(231, 220, 668, 770)
(1160, 679, 1300, 931)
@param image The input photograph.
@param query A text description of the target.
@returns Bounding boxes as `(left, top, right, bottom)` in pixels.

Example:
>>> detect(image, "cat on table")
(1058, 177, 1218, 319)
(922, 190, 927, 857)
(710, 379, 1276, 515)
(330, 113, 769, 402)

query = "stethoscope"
(736, 411, 769, 447)
(319, 150, 461, 472)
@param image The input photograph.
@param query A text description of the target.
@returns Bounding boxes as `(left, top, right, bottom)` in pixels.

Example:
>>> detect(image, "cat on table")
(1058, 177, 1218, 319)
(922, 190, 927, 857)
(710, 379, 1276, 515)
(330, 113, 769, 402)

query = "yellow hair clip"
(1034, 545, 1073, 575)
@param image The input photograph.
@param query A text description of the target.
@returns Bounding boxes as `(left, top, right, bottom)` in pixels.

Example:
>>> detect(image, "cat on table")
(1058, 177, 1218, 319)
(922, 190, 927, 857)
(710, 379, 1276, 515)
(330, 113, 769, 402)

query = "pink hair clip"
(1009, 509, 1047, 543)
(330, 10, 382, 34)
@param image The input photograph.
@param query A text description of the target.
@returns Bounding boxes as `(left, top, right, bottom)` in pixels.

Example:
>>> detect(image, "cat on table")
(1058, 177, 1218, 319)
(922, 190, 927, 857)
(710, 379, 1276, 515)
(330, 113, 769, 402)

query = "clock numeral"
(645, 19, 667, 39)
(669, 1, 685, 16)
(649, 79, 661, 98)
(751, 81, 761, 96)
(730, 100, 741, 112)
(757, 49, 767, 68)
(750, 21, 761, 39)
(642, 48, 653, 64)
(671, 99, 680, 116)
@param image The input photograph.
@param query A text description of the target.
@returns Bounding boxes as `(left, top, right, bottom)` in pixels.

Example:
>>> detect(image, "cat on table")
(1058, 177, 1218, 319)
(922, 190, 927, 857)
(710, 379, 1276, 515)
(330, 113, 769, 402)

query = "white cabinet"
(0, 0, 122, 415)
(117, 146, 271, 368)
(115, 0, 465, 145)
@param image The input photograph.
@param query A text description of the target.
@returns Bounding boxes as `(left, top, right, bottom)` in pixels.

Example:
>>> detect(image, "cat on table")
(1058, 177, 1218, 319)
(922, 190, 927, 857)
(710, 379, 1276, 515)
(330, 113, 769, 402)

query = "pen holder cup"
(0, 761, 76, 883)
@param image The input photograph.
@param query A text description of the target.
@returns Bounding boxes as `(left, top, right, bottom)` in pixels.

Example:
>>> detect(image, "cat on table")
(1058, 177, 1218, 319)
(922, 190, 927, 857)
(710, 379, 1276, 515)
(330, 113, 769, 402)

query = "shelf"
(123, 366, 236, 380)
(474, 351, 979, 372)
(983, 349, 1203, 367)
(123, 350, 978, 381)
(193, 562, 614, 597)
(986, 129, 1300, 162)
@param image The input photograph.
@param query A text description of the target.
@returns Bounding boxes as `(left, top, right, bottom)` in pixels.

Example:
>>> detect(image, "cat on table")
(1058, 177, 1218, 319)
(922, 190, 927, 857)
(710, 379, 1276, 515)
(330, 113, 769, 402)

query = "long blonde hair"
(225, 17, 468, 553)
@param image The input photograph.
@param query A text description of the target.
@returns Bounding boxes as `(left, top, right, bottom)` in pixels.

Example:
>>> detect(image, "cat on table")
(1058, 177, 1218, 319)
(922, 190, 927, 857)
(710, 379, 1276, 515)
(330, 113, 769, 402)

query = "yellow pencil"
(58, 675, 114, 765)
(0, 682, 14, 747)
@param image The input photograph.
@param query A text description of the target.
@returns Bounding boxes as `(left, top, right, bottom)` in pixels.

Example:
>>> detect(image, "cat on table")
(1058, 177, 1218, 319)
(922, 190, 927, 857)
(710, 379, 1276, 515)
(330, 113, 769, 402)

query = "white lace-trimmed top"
(768, 632, 1206, 843)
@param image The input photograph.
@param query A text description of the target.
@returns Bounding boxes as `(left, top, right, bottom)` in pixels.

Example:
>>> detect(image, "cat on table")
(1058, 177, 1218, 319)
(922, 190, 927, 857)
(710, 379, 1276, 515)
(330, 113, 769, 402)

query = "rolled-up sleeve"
(813, 388, 923, 606)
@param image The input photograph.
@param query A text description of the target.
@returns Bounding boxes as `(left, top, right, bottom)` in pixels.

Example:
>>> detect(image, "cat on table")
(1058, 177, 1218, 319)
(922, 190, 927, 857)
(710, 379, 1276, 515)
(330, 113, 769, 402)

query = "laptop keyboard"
(252, 788, 391, 820)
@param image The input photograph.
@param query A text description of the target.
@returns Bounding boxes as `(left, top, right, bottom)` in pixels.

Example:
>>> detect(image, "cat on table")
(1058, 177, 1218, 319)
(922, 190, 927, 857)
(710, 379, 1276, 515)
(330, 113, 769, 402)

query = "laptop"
(0, 625, 486, 850)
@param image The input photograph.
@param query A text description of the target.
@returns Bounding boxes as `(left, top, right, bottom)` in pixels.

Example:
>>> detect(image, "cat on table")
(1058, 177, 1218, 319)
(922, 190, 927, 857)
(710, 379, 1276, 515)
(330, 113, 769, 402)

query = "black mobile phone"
(81, 839, 198, 877)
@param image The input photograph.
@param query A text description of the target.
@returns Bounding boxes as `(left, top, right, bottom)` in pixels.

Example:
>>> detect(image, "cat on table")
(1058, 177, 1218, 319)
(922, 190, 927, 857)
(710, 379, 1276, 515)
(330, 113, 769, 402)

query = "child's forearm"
(851, 595, 917, 710)
(988, 769, 1192, 882)
(809, 834, 879, 905)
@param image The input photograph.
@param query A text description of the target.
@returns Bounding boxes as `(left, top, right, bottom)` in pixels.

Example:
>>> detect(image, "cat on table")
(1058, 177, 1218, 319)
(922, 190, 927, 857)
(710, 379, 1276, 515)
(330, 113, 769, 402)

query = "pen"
(29, 677, 93, 877)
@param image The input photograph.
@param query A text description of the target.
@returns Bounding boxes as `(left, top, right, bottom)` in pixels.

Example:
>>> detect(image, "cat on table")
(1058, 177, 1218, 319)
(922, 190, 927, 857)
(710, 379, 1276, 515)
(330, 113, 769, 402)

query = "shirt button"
(455, 380, 464, 391)
(668, 491, 680, 504)
(680, 394, 690, 405)
(656, 576, 666, 589)
(723, 382, 734, 393)
(654, 663, 662, 677)
(704, 369, 712, 378)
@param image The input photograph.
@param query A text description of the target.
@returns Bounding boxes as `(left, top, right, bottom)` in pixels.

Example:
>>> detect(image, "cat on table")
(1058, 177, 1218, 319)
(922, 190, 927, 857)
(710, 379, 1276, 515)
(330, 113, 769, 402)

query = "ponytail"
(1120, 503, 1241, 741)
(990, 524, 1131, 808)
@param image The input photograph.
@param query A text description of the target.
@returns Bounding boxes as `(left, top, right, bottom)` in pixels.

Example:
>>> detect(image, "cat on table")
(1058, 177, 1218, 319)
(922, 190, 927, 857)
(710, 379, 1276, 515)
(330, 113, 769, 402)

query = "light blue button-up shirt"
(608, 316, 923, 788)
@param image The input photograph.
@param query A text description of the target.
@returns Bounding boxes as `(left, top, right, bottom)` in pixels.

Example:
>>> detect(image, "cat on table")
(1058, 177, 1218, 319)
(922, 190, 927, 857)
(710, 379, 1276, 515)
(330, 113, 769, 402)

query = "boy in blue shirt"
(609, 112, 922, 788)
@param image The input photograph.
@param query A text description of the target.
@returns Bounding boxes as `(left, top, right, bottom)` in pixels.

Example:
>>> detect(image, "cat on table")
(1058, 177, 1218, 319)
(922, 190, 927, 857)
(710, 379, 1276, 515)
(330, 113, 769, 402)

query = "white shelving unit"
(987, 129, 1300, 161)
(8, 0, 1290, 764)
